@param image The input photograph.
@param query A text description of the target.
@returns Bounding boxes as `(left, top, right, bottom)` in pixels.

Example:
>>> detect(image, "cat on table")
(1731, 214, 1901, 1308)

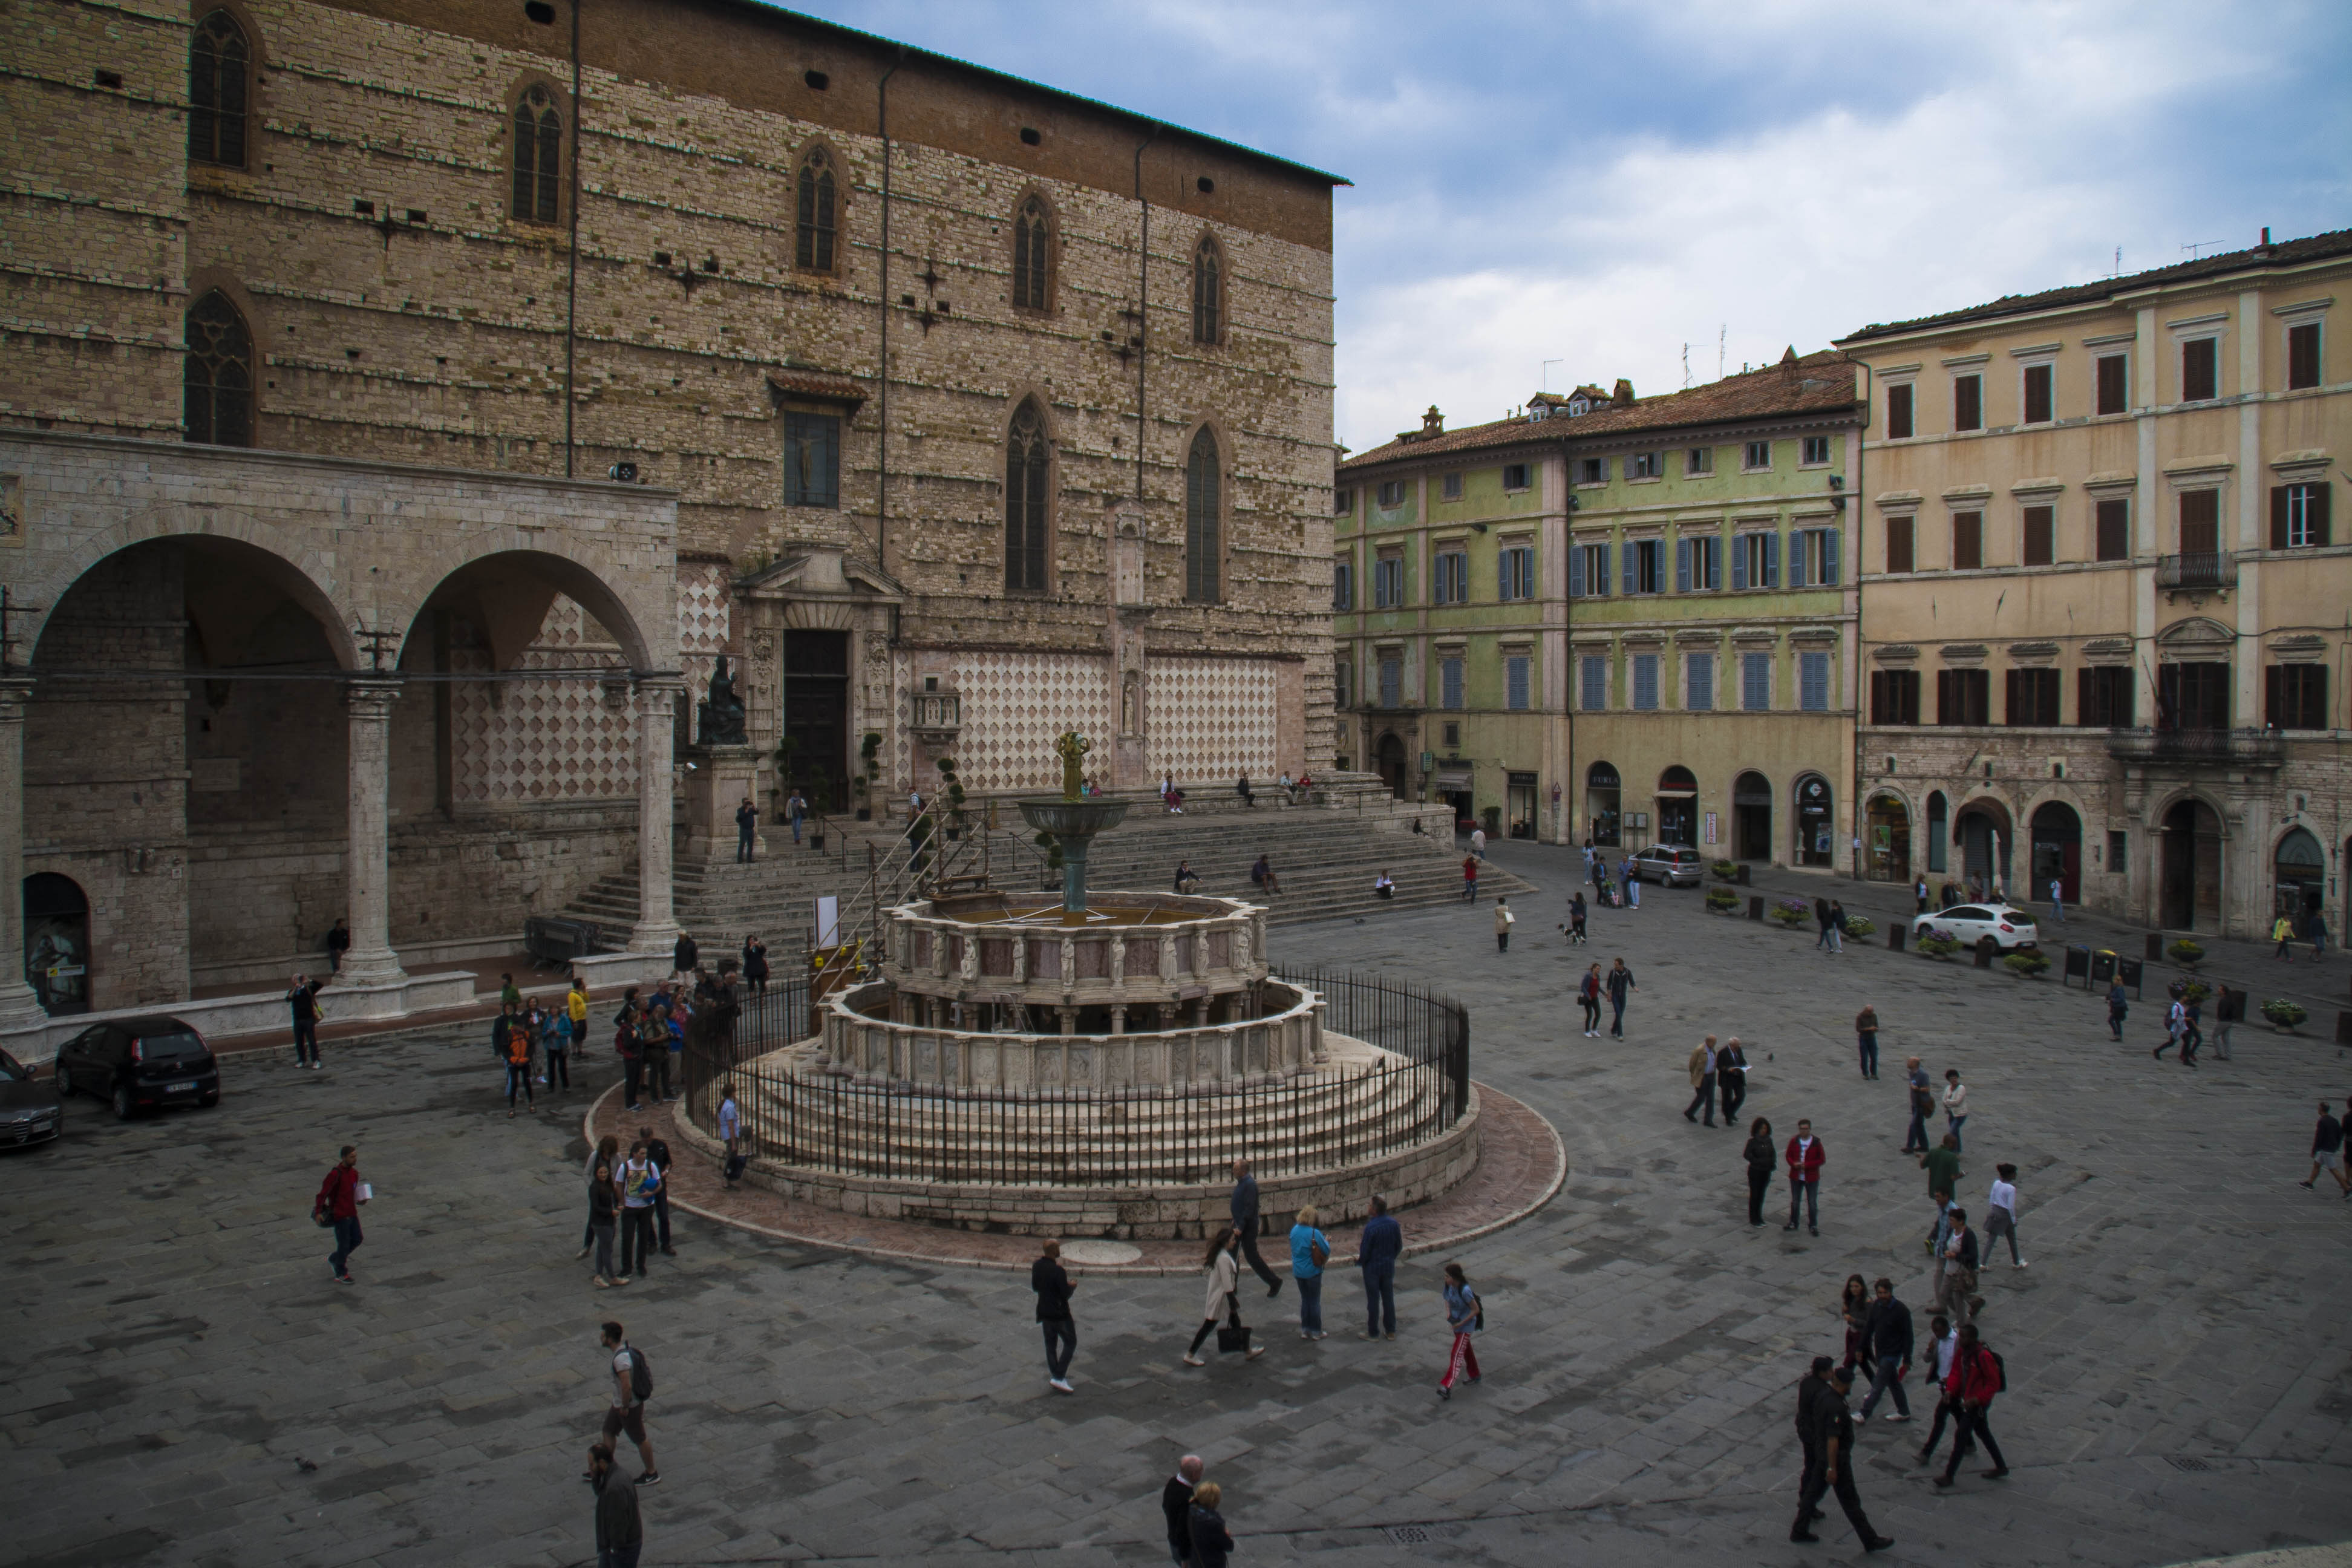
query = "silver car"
(1629, 844, 1705, 887)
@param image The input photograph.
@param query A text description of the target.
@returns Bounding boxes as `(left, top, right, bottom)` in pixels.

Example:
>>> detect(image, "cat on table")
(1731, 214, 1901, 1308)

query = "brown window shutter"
(2265, 664, 2281, 727)
(2316, 483, 2333, 547)
(2271, 486, 2290, 550)
(2004, 668, 2019, 724)
(2077, 668, 2094, 726)
(1936, 668, 1952, 725)
(1869, 670, 1884, 724)
(1886, 517, 1913, 573)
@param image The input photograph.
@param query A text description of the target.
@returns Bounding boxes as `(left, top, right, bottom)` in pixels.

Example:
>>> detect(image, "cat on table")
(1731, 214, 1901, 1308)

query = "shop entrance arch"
(24, 872, 90, 1016)
(1375, 734, 1408, 800)
(1865, 794, 1911, 883)
(2275, 828, 2324, 921)
(2160, 798, 2223, 930)
(1794, 773, 1834, 867)
(2030, 802, 2082, 904)
(1586, 762, 1621, 848)
(1657, 766, 1697, 848)
(1733, 771, 1772, 861)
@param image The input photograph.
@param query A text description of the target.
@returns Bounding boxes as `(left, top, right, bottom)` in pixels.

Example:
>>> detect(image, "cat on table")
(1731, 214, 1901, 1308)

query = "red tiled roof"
(1839, 227, 2352, 344)
(766, 368, 869, 407)
(1341, 351, 1858, 472)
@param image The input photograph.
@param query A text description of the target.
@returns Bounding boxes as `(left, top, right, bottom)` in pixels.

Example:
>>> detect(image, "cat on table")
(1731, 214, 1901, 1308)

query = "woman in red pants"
(1437, 1262, 1482, 1398)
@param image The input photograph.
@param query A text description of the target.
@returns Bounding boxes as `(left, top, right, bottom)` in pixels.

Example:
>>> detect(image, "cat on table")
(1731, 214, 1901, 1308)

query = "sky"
(780, 0, 2352, 454)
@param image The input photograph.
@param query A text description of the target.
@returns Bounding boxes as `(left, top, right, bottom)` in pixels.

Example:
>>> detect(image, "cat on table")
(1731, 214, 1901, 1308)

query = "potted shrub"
(2261, 998, 2308, 1031)
(1705, 885, 1740, 914)
(1916, 930, 1961, 960)
(1711, 860, 1741, 882)
(2177, 979, 2211, 1008)
(2167, 938, 2205, 967)
(1842, 916, 1877, 939)
(2002, 950, 2051, 978)
(1033, 829, 1065, 890)
(936, 756, 967, 840)
(1768, 898, 1811, 929)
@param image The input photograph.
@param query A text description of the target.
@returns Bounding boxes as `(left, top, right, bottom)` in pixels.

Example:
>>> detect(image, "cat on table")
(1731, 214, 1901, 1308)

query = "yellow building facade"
(1837, 229, 2350, 938)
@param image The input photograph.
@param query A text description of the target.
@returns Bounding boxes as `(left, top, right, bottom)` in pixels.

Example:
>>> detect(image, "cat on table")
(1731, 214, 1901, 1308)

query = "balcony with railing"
(909, 688, 961, 741)
(2155, 550, 2236, 591)
(2106, 725, 2284, 765)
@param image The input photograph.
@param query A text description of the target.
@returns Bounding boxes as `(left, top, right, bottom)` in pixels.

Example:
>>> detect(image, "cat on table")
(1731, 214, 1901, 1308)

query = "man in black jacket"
(672, 932, 698, 979)
(287, 975, 326, 1069)
(1031, 1239, 1077, 1393)
(1229, 1160, 1281, 1295)
(1855, 1278, 1914, 1422)
(1795, 1366, 1893, 1550)
(1160, 1455, 1203, 1565)
(587, 1443, 644, 1567)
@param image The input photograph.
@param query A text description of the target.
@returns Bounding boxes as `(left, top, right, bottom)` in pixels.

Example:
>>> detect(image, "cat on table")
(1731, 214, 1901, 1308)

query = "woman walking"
(1577, 965, 1603, 1038)
(1855, 1005, 1880, 1080)
(1568, 892, 1589, 946)
(588, 1160, 622, 1288)
(1743, 1117, 1777, 1226)
(1183, 1229, 1265, 1366)
(1437, 1262, 1481, 1399)
(1838, 1273, 1870, 1374)
(1942, 1070, 1968, 1151)
(1187, 1481, 1234, 1568)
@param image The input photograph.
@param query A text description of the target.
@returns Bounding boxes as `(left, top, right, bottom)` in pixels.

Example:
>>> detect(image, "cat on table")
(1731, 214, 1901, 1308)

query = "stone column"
(336, 681, 410, 987)
(630, 676, 684, 955)
(0, 679, 48, 1030)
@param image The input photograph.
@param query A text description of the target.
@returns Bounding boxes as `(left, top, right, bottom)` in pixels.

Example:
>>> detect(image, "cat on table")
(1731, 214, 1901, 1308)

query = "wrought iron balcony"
(2155, 550, 2235, 590)
(2106, 725, 2284, 765)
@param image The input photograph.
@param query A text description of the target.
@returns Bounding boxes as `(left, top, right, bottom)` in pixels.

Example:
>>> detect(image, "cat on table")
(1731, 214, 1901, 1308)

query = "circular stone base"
(1057, 1240, 1143, 1266)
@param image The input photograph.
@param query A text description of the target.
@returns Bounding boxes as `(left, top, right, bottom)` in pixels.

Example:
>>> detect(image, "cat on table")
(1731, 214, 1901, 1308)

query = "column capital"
(634, 671, 690, 695)
(0, 675, 34, 724)
(344, 677, 402, 722)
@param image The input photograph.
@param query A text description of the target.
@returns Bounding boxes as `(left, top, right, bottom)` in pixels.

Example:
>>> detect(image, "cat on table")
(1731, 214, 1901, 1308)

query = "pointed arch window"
(1185, 426, 1221, 603)
(189, 10, 250, 168)
(1012, 196, 1051, 311)
(796, 147, 838, 273)
(1005, 401, 1050, 592)
(510, 84, 562, 223)
(185, 290, 254, 447)
(1192, 234, 1223, 345)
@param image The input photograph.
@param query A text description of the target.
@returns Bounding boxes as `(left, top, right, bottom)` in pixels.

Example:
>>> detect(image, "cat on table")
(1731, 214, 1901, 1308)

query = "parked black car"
(0, 1047, 64, 1146)
(52, 1016, 218, 1120)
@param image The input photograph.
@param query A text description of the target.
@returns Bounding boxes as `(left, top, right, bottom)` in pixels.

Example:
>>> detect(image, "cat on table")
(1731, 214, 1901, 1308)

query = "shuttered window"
(2181, 337, 2218, 402)
(2094, 498, 2131, 561)
(1953, 374, 1982, 432)
(2078, 666, 2132, 727)
(1870, 669, 1921, 725)
(2022, 505, 2055, 566)
(1333, 560, 1354, 611)
(2178, 489, 2220, 555)
(1506, 656, 1531, 711)
(2022, 363, 2054, 424)
(2288, 322, 2322, 390)
(1886, 383, 1914, 439)
(1936, 668, 1991, 725)
(1434, 550, 1468, 605)
(1499, 546, 1535, 600)
(1378, 658, 1400, 708)
(1440, 657, 1465, 710)
(2095, 353, 2129, 415)
(1632, 654, 1659, 710)
(1687, 652, 1714, 711)
(1740, 652, 1771, 712)
(2005, 667, 2061, 725)
(1799, 651, 1831, 712)
(1885, 516, 1915, 574)
(1952, 511, 1983, 570)
(2271, 483, 2331, 549)
(1579, 655, 1608, 711)
(2268, 664, 2328, 729)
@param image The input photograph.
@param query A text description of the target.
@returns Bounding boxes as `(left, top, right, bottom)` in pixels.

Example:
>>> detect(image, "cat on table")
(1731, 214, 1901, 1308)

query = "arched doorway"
(1865, 794, 1911, 883)
(1587, 762, 1621, 847)
(2275, 828, 2324, 921)
(1732, 771, 1772, 861)
(24, 872, 90, 1016)
(2030, 802, 2083, 904)
(1926, 790, 1948, 874)
(1955, 799, 2012, 895)
(2160, 798, 2223, 930)
(1794, 773, 1834, 867)
(1657, 765, 1697, 847)
(1375, 733, 1407, 800)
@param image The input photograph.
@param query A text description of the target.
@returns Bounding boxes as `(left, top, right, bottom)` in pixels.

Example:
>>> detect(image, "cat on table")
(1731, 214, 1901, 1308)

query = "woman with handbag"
(1437, 1261, 1481, 1398)
(1742, 1117, 1777, 1226)
(1183, 1228, 1266, 1366)
(1838, 1273, 1870, 1373)
(1290, 1206, 1331, 1340)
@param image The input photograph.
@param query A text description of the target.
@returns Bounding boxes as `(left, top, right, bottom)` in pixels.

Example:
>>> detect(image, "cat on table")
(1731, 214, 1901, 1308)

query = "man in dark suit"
(1160, 1455, 1203, 1565)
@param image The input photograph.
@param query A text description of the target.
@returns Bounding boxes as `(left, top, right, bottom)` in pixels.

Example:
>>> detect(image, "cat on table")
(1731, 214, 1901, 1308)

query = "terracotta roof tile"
(1341, 351, 1858, 472)
(1839, 227, 2352, 344)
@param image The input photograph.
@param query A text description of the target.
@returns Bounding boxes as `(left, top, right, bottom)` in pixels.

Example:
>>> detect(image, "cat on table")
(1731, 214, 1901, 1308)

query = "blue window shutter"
(1568, 546, 1583, 598)
(1621, 541, 1635, 595)
(1707, 535, 1722, 589)
(1731, 537, 1748, 590)
(1676, 536, 1691, 593)
(1765, 531, 1780, 587)
(1824, 529, 1840, 585)
(1598, 542, 1612, 596)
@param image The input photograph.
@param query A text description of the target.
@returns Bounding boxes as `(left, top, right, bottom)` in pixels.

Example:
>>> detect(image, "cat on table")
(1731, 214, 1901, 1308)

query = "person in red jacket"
(1933, 1323, 2008, 1487)
(1784, 1120, 1826, 1236)
(313, 1144, 367, 1284)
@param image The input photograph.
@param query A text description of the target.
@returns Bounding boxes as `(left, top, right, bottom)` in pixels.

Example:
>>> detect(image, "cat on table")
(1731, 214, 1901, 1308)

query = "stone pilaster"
(0, 679, 46, 1030)
(630, 676, 685, 954)
(338, 681, 408, 987)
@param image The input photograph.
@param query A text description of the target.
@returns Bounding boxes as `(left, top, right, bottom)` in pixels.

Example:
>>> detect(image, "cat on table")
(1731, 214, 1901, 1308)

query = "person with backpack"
(1576, 964, 1602, 1037)
(618, 1141, 661, 1279)
(313, 1143, 367, 1284)
(500, 1016, 535, 1118)
(1933, 1324, 2008, 1486)
(597, 1321, 659, 1486)
(1566, 890, 1589, 946)
(1436, 1261, 1481, 1399)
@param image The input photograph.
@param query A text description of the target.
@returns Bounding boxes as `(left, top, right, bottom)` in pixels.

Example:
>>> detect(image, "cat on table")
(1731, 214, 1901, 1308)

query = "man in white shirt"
(2048, 877, 2065, 923)
(1916, 1314, 1961, 1469)
(598, 1320, 659, 1485)
(1471, 825, 1486, 860)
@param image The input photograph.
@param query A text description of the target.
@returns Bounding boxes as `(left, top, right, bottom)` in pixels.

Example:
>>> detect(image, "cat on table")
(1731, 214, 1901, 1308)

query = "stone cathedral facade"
(0, 0, 1339, 1018)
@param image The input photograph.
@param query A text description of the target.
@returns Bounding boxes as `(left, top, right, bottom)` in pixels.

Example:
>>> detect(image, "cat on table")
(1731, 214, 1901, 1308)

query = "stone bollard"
(1975, 937, 1996, 969)
(2337, 1011, 2352, 1047)
(1748, 895, 1765, 921)
(1889, 922, 1906, 951)
(2145, 932, 2164, 961)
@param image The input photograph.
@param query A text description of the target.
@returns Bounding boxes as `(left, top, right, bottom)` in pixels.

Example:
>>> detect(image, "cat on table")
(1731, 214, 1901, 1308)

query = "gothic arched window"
(1012, 196, 1051, 311)
(1005, 400, 1050, 592)
(184, 290, 254, 447)
(511, 83, 561, 223)
(1192, 234, 1223, 345)
(796, 147, 838, 273)
(188, 10, 250, 168)
(1184, 426, 1221, 603)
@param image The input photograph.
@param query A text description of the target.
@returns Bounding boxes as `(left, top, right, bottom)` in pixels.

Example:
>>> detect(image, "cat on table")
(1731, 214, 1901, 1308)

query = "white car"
(1912, 903, 2040, 952)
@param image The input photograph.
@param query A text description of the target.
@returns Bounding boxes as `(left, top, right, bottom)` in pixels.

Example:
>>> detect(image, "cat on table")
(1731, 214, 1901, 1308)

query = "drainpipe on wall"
(563, 0, 583, 477)
(1132, 122, 1160, 511)
(1851, 362, 1869, 881)
(875, 47, 906, 576)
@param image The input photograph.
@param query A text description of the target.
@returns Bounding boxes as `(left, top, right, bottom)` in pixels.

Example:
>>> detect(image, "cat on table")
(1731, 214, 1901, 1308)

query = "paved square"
(6, 839, 2351, 1567)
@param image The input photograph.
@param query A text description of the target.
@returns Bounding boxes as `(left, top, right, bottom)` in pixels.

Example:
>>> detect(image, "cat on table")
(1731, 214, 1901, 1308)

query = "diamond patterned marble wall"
(676, 560, 733, 710)
(451, 597, 639, 803)
(1150, 658, 1278, 782)
(947, 652, 1115, 792)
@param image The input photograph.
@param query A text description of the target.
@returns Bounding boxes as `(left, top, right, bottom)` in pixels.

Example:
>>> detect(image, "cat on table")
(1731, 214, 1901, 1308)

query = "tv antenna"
(1541, 359, 1563, 391)
(2181, 240, 2222, 260)
(1717, 325, 1726, 382)
(1682, 344, 1692, 389)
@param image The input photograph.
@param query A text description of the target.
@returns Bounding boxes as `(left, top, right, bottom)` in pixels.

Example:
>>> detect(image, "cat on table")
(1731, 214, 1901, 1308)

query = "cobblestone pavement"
(6, 838, 2351, 1567)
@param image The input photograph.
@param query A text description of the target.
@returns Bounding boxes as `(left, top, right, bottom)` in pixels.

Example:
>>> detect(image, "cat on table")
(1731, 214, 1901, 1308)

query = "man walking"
(1795, 1364, 1894, 1550)
(1494, 897, 1514, 952)
(1717, 1037, 1748, 1124)
(2212, 984, 2242, 1060)
(312, 1143, 366, 1284)
(1161, 1457, 1204, 1567)
(2048, 875, 2065, 923)
(588, 1443, 645, 1568)
(2106, 977, 2130, 1040)
(786, 786, 806, 845)
(1684, 1036, 1718, 1127)
(2158, 990, 2186, 1060)
(1931, 1208, 1981, 1330)
(1933, 1324, 2009, 1487)
(1229, 1159, 1282, 1296)
(1854, 1006, 1880, 1080)
(1605, 958, 1636, 1039)
(1917, 1313, 1960, 1465)
(288, 974, 326, 1070)
(1815, 897, 1834, 950)
(1827, 900, 1847, 953)
(1785, 1119, 1824, 1236)
(1903, 1057, 1932, 1153)
(1855, 1278, 1913, 1424)
(1031, 1238, 1077, 1393)
(1921, 1131, 1964, 1233)
(1355, 1195, 1401, 1339)
(734, 795, 759, 864)
(2302, 1102, 2351, 1194)
(1471, 824, 1486, 861)
(597, 1321, 659, 1486)
(2274, 911, 2298, 959)
(1942, 1068, 1968, 1150)
(1462, 854, 1480, 903)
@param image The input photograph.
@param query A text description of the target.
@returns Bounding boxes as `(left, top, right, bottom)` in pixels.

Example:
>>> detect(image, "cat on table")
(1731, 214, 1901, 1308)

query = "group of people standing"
(580, 1129, 673, 1287)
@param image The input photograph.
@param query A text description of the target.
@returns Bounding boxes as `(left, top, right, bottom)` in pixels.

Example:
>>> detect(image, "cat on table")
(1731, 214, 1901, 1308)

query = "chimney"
(1610, 378, 1634, 407)
(1422, 405, 1445, 435)
(2261, 226, 2272, 247)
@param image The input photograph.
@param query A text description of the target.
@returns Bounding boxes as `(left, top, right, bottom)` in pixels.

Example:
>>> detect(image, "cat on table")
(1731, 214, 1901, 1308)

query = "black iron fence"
(677, 969, 1471, 1187)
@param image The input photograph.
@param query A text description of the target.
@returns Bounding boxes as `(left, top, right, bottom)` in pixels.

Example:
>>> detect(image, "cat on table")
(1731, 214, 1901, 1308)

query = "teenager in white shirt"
(1983, 1163, 2024, 1267)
